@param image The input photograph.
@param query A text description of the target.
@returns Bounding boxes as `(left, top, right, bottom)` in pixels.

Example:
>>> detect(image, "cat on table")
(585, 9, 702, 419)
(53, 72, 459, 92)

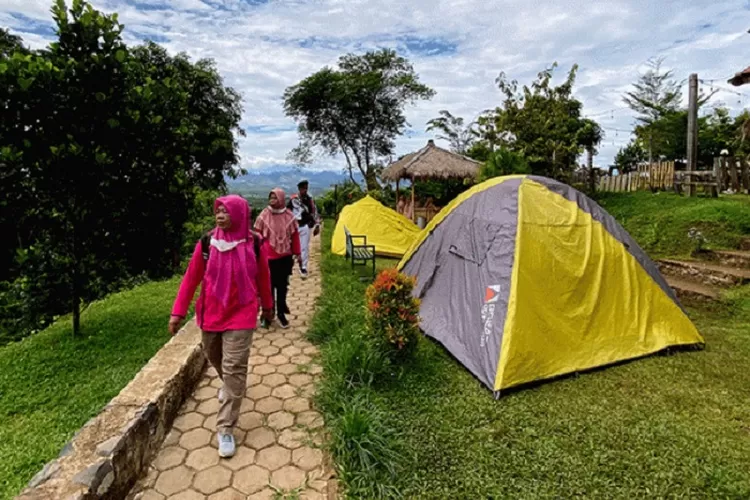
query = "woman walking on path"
(168, 194, 274, 459)
(254, 188, 301, 329)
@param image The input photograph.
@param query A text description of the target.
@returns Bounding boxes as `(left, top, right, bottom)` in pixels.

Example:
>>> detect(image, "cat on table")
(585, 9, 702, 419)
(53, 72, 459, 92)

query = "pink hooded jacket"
(171, 195, 274, 331)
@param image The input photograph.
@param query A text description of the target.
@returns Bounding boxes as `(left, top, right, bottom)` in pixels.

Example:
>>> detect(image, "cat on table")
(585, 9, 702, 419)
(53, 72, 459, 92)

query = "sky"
(3, 0, 750, 172)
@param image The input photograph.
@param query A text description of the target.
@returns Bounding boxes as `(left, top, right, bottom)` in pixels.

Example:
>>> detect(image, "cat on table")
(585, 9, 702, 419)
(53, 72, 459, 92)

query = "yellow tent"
(332, 196, 421, 258)
(398, 175, 704, 395)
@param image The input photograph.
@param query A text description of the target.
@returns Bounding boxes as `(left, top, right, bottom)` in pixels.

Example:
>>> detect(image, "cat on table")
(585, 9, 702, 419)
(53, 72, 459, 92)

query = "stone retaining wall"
(17, 321, 206, 500)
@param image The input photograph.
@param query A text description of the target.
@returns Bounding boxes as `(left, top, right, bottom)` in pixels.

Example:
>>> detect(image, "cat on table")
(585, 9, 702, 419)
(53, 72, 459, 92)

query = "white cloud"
(3, 0, 750, 171)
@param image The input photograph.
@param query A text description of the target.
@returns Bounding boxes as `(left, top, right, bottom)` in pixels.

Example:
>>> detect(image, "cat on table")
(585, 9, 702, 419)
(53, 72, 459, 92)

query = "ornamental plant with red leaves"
(365, 268, 421, 361)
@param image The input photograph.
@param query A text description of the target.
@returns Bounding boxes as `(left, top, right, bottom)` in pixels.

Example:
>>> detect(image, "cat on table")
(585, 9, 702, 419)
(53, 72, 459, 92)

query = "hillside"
(227, 168, 364, 196)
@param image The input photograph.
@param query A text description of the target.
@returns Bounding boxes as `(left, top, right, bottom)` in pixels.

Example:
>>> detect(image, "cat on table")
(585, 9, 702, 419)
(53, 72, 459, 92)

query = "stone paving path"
(130, 236, 332, 500)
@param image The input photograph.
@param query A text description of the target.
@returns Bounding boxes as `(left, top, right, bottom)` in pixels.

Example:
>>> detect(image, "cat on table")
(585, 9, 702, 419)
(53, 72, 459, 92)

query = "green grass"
(311, 196, 750, 498)
(0, 277, 181, 499)
(596, 191, 750, 258)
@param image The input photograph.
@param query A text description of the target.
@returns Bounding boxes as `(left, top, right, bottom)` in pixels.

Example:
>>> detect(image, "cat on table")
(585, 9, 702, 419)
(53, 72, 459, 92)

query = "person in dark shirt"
(287, 180, 320, 279)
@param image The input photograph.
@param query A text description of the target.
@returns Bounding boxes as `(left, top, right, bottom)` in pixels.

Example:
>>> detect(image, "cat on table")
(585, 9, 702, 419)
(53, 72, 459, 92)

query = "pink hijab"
(204, 195, 256, 308)
(255, 188, 297, 256)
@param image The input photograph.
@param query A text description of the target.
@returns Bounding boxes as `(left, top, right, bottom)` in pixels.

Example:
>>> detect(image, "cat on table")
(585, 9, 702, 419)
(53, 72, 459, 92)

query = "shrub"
(365, 269, 421, 361)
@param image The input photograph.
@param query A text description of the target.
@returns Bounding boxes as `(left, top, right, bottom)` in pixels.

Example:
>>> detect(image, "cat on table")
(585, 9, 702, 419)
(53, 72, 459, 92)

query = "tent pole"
(411, 176, 416, 223)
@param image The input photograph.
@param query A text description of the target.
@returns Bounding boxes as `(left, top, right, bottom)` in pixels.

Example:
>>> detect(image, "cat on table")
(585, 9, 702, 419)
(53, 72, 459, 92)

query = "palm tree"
(577, 119, 604, 193)
(426, 110, 477, 155)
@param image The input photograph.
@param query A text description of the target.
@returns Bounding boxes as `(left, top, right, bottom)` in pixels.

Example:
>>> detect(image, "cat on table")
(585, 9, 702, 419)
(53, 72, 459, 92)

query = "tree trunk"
(588, 147, 595, 193)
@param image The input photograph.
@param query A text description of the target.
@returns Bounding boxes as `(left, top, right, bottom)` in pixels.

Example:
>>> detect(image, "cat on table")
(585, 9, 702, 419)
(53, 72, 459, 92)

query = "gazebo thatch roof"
(381, 140, 481, 182)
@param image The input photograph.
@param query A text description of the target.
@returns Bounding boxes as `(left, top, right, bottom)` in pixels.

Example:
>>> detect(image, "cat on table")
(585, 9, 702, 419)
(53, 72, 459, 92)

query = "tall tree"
(576, 119, 604, 192)
(426, 110, 476, 155)
(283, 49, 435, 191)
(484, 63, 588, 179)
(613, 140, 647, 174)
(0, 0, 242, 339)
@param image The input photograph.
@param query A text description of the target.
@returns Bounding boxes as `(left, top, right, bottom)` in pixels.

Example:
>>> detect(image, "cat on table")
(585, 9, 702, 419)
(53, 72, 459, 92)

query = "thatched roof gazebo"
(382, 139, 481, 223)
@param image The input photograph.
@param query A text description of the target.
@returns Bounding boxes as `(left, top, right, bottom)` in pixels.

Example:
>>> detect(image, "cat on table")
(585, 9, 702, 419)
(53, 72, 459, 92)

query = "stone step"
(665, 276, 721, 303)
(706, 249, 750, 269)
(657, 259, 750, 288)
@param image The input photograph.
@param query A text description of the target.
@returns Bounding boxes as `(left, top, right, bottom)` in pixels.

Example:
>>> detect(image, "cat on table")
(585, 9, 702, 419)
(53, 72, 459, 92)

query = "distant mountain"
(227, 168, 364, 196)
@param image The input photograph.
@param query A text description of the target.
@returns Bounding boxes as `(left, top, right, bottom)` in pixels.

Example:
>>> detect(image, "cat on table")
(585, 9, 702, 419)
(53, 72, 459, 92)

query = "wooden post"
(741, 157, 750, 194)
(714, 157, 722, 192)
(730, 157, 740, 191)
(395, 178, 400, 210)
(686, 73, 699, 172)
(410, 176, 416, 223)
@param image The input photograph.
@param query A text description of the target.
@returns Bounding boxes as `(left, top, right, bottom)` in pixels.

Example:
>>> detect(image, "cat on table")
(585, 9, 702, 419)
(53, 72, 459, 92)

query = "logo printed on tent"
(484, 285, 501, 304)
(480, 285, 501, 347)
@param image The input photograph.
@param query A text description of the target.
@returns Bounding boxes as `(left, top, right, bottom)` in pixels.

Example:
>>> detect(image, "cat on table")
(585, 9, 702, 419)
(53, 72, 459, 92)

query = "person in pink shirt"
(168, 194, 274, 458)
(254, 188, 301, 329)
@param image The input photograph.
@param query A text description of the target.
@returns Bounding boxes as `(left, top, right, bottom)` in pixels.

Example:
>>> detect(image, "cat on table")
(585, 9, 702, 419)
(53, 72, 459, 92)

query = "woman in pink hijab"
(169, 194, 274, 459)
(254, 188, 301, 329)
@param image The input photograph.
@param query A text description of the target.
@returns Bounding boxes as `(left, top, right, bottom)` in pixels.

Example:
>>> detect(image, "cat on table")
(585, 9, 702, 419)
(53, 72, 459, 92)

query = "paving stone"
(196, 398, 221, 415)
(261, 374, 287, 388)
(208, 488, 246, 500)
(206, 366, 219, 378)
(267, 411, 295, 430)
(246, 488, 275, 500)
(180, 399, 199, 414)
(253, 364, 276, 376)
(280, 346, 302, 357)
(271, 384, 297, 400)
(233, 465, 269, 495)
(221, 446, 256, 471)
(194, 385, 217, 401)
(300, 490, 326, 500)
(278, 428, 307, 450)
(308, 364, 323, 375)
(163, 429, 182, 447)
(186, 447, 220, 471)
(298, 384, 316, 398)
(265, 332, 284, 341)
(271, 338, 292, 348)
(249, 355, 267, 366)
(135, 491, 165, 500)
(202, 413, 217, 430)
(290, 354, 312, 365)
(268, 354, 289, 365)
(154, 465, 195, 496)
(271, 465, 306, 490)
(193, 465, 232, 494)
(210, 378, 223, 389)
(256, 445, 291, 471)
(246, 427, 276, 450)
(169, 489, 205, 500)
(276, 363, 298, 375)
(258, 346, 280, 356)
(283, 331, 302, 341)
(246, 384, 272, 400)
(255, 397, 283, 414)
(237, 411, 264, 431)
(253, 338, 271, 348)
(293, 447, 323, 471)
(289, 374, 313, 387)
(303, 345, 319, 356)
(180, 428, 212, 450)
(153, 446, 186, 471)
(296, 411, 323, 429)
(173, 412, 205, 432)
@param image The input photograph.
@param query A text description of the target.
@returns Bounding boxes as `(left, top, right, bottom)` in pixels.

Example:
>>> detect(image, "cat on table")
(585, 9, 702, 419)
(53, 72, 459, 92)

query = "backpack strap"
(202, 229, 262, 263)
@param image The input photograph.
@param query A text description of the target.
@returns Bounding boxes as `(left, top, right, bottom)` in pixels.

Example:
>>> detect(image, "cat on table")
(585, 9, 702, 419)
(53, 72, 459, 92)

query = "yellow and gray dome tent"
(332, 195, 421, 258)
(398, 175, 704, 396)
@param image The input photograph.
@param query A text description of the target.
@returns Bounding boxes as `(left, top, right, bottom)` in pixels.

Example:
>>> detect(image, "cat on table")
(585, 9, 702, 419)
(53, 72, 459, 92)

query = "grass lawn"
(0, 277, 181, 499)
(311, 193, 750, 499)
(596, 191, 750, 258)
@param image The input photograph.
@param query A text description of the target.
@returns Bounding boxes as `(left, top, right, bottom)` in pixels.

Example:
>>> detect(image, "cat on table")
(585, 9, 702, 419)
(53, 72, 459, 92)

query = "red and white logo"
(484, 285, 501, 304)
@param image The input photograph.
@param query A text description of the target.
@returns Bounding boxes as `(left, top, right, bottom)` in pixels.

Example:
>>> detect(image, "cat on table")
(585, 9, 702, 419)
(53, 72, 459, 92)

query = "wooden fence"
(599, 161, 675, 192)
(714, 156, 750, 193)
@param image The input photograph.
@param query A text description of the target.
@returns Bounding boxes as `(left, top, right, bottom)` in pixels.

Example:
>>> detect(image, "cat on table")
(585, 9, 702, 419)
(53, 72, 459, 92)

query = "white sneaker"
(218, 433, 236, 458)
(300, 269, 308, 280)
(218, 386, 226, 403)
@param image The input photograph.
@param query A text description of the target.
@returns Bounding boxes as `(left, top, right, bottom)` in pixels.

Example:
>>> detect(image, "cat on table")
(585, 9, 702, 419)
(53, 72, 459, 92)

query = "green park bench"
(344, 226, 376, 280)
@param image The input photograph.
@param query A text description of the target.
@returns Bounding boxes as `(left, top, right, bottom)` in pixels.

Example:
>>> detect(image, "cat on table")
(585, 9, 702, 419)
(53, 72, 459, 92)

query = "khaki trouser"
(201, 329, 253, 433)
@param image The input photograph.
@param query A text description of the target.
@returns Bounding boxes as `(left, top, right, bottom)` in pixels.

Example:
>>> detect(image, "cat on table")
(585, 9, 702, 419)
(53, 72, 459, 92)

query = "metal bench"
(344, 226, 376, 280)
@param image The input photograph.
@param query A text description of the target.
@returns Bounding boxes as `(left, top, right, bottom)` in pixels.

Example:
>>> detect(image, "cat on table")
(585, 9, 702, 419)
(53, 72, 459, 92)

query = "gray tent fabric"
(401, 179, 522, 390)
